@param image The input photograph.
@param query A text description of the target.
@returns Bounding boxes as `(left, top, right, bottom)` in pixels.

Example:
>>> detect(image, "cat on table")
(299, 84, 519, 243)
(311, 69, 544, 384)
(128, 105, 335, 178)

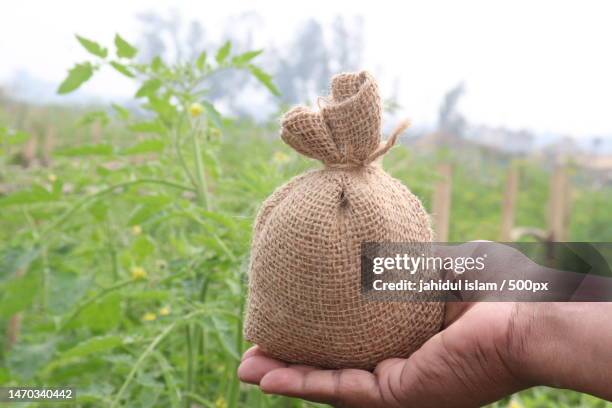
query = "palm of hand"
(238, 302, 529, 408)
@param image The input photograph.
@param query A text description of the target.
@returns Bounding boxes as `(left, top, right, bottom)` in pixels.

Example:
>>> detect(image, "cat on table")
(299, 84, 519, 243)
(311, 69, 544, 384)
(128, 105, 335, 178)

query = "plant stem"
(185, 324, 194, 408)
(41, 178, 195, 239)
(59, 279, 136, 331)
(110, 309, 212, 408)
(191, 121, 210, 210)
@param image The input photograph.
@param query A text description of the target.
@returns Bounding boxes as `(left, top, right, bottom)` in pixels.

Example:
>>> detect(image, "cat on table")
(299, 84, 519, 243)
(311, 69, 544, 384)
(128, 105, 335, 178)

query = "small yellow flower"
(272, 151, 290, 165)
(215, 396, 227, 408)
(48, 174, 57, 182)
(131, 225, 142, 236)
(508, 400, 524, 408)
(131, 266, 147, 280)
(159, 306, 171, 316)
(142, 312, 157, 322)
(189, 102, 204, 118)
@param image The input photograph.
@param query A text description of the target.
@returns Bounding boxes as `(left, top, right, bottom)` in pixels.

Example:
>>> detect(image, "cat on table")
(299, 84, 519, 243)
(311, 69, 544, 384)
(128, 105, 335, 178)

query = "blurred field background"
(1, 1, 611, 407)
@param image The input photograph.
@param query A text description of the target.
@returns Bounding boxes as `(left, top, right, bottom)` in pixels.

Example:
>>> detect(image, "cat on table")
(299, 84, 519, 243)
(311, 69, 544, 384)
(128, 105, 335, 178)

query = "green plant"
(0, 33, 610, 408)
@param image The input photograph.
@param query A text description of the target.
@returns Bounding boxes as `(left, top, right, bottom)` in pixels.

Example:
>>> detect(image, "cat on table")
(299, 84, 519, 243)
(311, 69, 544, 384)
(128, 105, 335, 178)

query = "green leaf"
(76, 35, 108, 58)
(128, 121, 165, 134)
(62, 335, 123, 359)
(55, 144, 113, 157)
(0, 270, 40, 318)
(114, 34, 137, 58)
(211, 316, 240, 361)
(0, 367, 9, 383)
(151, 57, 164, 72)
(215, 41, 231, 64)
(125, 290, 169, 302)
(78, 111, 109, 127)
(132, 235, 155, 261)
(69, 292, 121, 332)
(0, 129, 30, 146)
(135, 79, 162, 98)
(200, 101, 223, 129)
(122, 139, 165, 155)
(0, 185, 60, 207)
(7, 341, 55, 381)
(110, 61, 135, 78)
(88, 200, 109, 222)
(231, 49, 263, 65)
(248, 64, 280, 96)
(196, 51, 207, 70)
(147, 96, 176, 123)
(57, 62, 94, 94)
(128, 197, 171, 225)
(112, 103, 130, 120)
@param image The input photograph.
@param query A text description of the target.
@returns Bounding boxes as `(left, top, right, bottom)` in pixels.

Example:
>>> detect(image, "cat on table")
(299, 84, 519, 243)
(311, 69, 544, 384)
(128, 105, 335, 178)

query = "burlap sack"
(244, 71, 444, 370)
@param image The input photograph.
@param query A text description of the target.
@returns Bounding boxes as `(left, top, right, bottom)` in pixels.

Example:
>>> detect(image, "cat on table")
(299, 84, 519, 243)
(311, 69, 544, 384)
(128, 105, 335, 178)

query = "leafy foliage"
(0, 33, 610, 408)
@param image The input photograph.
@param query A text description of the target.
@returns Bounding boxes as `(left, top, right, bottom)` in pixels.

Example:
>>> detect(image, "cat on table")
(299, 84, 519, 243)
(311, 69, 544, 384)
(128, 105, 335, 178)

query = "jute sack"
(244, 71, 444, 370)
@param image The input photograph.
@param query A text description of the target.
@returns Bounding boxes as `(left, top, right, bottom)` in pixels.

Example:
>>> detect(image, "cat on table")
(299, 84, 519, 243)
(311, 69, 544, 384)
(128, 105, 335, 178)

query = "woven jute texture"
(244, 71, 444, 370)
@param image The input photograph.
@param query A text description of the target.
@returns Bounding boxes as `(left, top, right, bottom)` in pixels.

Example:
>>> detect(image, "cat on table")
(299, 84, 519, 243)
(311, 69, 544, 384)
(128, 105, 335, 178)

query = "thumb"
(380, 331, 526, 408)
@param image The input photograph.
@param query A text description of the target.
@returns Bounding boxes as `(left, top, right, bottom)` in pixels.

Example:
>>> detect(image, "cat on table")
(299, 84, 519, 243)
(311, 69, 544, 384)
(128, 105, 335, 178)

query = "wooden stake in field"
(41, 125, 55, 167)
(91, 120, 102, 144)
(500, 165, 519, 241)
(548, 165, 571, 241)
(431, 163, 452, 241)
(21, 128, 37, 168)
(509, 164, 572, 243)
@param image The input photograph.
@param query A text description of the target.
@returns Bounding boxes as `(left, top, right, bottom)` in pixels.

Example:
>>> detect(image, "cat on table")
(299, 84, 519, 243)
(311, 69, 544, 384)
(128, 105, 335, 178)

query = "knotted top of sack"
(281, 71, 409, 169)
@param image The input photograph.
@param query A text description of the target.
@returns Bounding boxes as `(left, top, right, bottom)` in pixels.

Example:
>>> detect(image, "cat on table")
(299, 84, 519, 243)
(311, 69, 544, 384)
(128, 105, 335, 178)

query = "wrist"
(508, 302, 612, 399)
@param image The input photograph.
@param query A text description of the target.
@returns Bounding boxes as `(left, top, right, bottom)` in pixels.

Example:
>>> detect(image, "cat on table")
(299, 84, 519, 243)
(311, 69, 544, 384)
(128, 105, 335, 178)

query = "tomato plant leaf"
(55, 144, 113, 157)
(110, 61, 135, 78)
(57, 62, 94, 94)
(122, 139, 165, 155)
(215, 41, 232, 64)
(128, 121, 165, 134)
(198, 100, 223, 130)
(78, 111, 109, 127)
(62, 335, 123, 359)
(0, 270, 41, 318)
(114, 34, 137, 59)
(0, 185, 60, 207)
(69, 293, 121, 332)
(76, 35, 108, 58)
(196, 51, 207, 70)
(112, 103, 130, 120)
(231, 50, 263, 65)
(247, 64, 280, 96)
(135, 79, 162, 98)
(131, 236, 156, 261)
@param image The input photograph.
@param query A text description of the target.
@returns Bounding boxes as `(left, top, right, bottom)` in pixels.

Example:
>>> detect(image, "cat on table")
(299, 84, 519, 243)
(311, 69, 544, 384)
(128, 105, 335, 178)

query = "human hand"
(238, 301, 532, 407)
(239, 241, 612, 407)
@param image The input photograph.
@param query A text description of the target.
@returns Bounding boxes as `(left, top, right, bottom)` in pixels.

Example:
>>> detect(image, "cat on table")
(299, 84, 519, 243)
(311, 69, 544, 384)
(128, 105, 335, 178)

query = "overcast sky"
(1, 0, 611, 138)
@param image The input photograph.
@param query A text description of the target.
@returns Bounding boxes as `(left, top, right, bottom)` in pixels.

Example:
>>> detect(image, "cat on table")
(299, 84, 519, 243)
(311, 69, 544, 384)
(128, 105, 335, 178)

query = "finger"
(237, 355, 288, 385)
(374, 358, 404, 377)
(260, 367, 381, 407)
(241, 345, 266, 361)
(389, 332, 523, 408)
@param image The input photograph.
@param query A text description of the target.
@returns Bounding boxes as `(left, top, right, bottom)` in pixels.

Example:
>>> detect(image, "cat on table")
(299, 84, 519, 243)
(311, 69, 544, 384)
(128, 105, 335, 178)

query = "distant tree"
(591, 137, 603, 155)
(274, 16, 364, 105)
(135, 11, 178, 62)
(438, 82, 466, 136)
(133, 12, 365, 116)
(331, 16, 364, 73)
